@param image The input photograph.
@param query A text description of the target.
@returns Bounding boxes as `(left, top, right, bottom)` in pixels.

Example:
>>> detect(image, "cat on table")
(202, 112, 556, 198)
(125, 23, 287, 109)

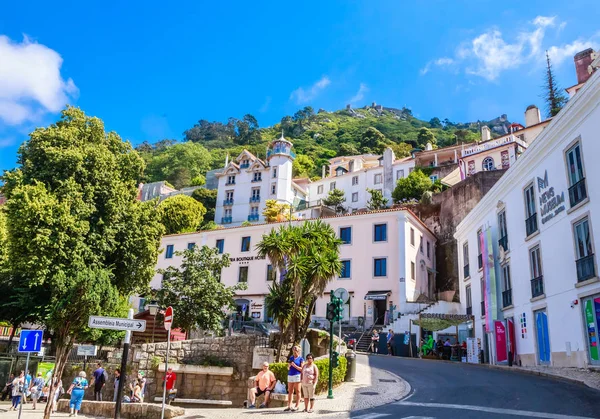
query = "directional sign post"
(88, 316, 146, 332)
(161, 306, 174, 419)
(18, 330, 43, 419)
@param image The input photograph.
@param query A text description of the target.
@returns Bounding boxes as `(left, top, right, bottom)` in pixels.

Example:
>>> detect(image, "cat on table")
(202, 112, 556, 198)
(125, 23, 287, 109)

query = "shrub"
(268, 356, 347, 394)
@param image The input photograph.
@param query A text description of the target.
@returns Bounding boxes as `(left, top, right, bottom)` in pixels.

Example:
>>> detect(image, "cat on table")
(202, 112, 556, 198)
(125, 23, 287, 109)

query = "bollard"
(345, 351, 356, 382)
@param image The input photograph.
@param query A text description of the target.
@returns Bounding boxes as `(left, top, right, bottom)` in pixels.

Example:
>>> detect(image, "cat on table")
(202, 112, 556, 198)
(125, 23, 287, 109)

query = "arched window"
(482, 157, 495, 171)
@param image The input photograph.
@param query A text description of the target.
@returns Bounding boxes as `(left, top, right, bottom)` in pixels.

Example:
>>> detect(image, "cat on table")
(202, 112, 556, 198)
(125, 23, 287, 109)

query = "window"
(374, 223, 387, 242)
(501, 264, 512, 308)
(226, 175, 236, 185)
(317, 185, 324, 194)
(374, 174, 382, 184)
(266, 265, 276, 281)
(463, 242, 470, 278)
(529, 245, 544, 297)
(224, 208, 232, 217)
(480, 278, 486, 316)
(273, 168, 277, 178)
(226, 190, 234, 201)
(241, 236, 251, 252)
(524, 184, 538, 236)
(238, 266, 248, 283)
(411, 261, 415, 280)
(330, 182, 336, 191)
(271, 183, 277, 195)
(216, 239, 224, 254)
(410, 228, 415, 246)
(374, 258, 387, 277)
(187, 242, 196, 250)
(409, 167, 414, 173)
(165, 244, 174, 259)
(430, 175, 438, 182)
(566, 143, 587, 207)
(419, 237, 423, 254)
(241, 159, 250, 168)
(352, 176, 359, 186)
(250, 206, 259, 215)
(253, 172, 262, 182)
(477, 229, 483, 269)
(340, 227, 352, 244)
(340, 260, 351, 279)
(426, 241, 431, 259)
(465, 285, 472, 315)
(251, 188, 260, 202)
(352, 192, 358, 202)
(482, 157, 495, 171)
(574, 217, 595, 282)
(498, 210, 508, 251)
(396, 169, 404, 180)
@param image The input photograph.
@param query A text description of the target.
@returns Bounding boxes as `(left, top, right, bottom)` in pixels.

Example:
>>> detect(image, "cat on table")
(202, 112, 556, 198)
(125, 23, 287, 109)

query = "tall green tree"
(543, 51, 568, 117)
(1, 107, 164, 419)
(158, 194, 206, 234)
(367, 188, 389, 210)
(155, 246, 245, 333)
(192, 188, 218, 223)
(145, 141, 212, 188)
(292, 154, 316, 177)
(392, 170, 434, 202)
(322, 189, 346, 214)
(417, 127, 436, 147)
(359, 127, 386, 153)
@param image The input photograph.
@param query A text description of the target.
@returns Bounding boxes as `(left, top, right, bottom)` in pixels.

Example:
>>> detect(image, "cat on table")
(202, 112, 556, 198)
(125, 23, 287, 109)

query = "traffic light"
(334, 297, 344, 321)
(326, 303, 335, 321)
(331, 351, 339, 368)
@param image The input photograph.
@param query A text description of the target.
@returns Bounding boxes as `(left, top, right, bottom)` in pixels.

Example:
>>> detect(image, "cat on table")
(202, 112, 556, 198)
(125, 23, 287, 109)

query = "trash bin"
(345, 351, 356, 382)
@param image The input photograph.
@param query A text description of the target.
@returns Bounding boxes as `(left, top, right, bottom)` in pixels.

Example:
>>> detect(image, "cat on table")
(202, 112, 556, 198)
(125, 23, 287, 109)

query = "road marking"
(395, 401, 594, 419)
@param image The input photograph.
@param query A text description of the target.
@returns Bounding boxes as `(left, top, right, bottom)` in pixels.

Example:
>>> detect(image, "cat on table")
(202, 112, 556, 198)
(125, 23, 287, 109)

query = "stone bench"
(57, 399, 185, 419)
(247, 376, 292, 408)
(153, 397, 233, 408)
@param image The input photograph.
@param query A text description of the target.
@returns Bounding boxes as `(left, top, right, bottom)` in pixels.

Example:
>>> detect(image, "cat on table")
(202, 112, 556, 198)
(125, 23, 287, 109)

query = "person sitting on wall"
(247, 362, 276, 409)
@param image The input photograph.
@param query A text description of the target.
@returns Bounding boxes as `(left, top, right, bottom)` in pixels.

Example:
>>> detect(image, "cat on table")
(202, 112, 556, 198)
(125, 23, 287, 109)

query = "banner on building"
(585, 299, 598, 361)
(495, 321, 507, 363)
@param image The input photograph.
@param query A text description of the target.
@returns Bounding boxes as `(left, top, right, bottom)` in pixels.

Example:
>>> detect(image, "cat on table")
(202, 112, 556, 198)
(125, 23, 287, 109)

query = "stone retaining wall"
(57, 399, 184, 419)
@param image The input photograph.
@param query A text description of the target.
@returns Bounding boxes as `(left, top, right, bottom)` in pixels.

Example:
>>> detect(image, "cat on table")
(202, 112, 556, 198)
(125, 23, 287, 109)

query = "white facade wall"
(455, 71, 600, 368)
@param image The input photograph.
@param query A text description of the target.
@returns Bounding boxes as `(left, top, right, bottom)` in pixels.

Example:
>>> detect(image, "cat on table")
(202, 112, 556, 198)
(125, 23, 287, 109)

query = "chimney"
(348, 160, 355, 173)
(574, 48, 596, 84)
(322, 165, 326, 179)
(481, 126, 491, 142)
(525, 105, 541, 127)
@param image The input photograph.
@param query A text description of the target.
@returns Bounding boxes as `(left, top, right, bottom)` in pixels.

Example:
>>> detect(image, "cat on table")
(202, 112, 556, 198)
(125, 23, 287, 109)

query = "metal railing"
(251, 177, 262, 183)
(502, 289, 513, 308)
(248, 214, 260, 222)
(498, 235, 508, 252)
(576, 254, 596, 282)
(569, 178, 587, 207)
(461, 134, 527, 158)
(239, 163, 250, 169)
(525, 213, 538, 237)
(463, 264, 470, 279)
(249, 196, 261, 203)
(221, 216, 232, 224)
(225, 181, 236, 186)
(223, 199, 234, 206)
(531, 276, 544, 298)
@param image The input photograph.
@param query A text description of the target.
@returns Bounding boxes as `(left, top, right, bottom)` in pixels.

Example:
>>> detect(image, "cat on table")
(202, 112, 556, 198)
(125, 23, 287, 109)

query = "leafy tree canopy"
(392, 169, 436, 202)
(192, 188, 218, 223)
(159, 194, 206, 235)
(367, 188, 389, 210)
(322, 189, 347, 214)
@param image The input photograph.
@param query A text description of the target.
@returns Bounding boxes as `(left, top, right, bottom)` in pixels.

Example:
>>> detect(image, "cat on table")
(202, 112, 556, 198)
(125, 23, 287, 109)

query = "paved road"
(350, 355, 600, 419)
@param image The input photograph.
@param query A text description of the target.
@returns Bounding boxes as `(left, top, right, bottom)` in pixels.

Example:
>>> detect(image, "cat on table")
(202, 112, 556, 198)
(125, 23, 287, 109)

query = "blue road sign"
(18, 330, 43, 353)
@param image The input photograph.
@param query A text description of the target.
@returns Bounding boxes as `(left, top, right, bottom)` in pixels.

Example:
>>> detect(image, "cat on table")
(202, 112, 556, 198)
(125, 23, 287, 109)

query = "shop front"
(582, 294, 600, 366)
(364, 290, 391, 326)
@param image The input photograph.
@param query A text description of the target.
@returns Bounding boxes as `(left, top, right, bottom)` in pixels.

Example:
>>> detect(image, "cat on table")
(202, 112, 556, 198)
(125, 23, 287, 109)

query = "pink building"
(149, 208, 436, 328)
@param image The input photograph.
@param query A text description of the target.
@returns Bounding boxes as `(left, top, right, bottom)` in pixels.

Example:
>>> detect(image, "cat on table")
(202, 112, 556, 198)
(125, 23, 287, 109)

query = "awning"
(364, 291, 391, 301)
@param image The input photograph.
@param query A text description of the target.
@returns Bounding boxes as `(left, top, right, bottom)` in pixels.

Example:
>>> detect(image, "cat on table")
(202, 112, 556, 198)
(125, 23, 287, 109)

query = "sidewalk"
(495, 365, 600, 391)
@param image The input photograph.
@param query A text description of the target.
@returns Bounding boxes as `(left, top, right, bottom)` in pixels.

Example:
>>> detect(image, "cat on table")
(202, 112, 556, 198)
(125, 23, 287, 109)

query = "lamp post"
(147, 303, 160, 344)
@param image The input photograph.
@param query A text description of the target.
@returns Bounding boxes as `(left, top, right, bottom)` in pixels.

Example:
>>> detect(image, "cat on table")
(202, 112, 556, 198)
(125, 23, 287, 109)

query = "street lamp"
(146, 303, 160, 343)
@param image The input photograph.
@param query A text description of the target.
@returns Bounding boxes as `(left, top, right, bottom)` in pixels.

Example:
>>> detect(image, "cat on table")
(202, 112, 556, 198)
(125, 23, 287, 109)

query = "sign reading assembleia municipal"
(88, 316, 146, 332)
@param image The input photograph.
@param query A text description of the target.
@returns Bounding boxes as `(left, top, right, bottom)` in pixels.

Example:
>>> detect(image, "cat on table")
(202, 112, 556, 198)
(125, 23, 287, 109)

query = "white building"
(454, 66, 600, 368)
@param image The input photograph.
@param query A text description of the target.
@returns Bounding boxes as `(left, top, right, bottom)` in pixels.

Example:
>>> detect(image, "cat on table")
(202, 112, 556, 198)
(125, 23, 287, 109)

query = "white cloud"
(290, 76, 330, 104)
(0, 35, 78, 126)
(0, 137, 17, 148)
(349, 83, 369, 104)
(422, 16, 598, 81)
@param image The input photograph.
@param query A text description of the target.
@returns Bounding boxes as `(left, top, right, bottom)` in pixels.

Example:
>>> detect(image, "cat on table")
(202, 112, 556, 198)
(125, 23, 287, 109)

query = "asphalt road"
(351, 355, 600, 419)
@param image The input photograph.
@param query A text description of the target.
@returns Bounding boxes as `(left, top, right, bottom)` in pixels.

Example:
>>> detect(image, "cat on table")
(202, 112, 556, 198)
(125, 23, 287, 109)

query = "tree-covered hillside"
(137, 104, 507, 186)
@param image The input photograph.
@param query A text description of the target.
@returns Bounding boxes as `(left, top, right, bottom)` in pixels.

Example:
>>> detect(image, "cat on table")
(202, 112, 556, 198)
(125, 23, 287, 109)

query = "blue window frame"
(187, 242, 196, 250)
(241, 236, 251, 252)
(165, 244, 174, 259)
(374, 224, 387, 242)
(340, 227, 352, 244)
(374, 258, 387, 277)
(216, 239, 224, 254)
(340, 260, 351, 279)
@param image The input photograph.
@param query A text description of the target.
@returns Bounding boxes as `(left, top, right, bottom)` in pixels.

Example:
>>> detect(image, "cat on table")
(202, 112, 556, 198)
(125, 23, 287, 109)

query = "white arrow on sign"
(88, 316, 146, 332)
(22, 337, 27, 350)
(34, 332, 39, 350)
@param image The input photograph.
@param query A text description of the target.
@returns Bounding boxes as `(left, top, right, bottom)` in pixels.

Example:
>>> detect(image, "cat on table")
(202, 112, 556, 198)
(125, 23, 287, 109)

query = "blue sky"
(1, 0, 599, 171)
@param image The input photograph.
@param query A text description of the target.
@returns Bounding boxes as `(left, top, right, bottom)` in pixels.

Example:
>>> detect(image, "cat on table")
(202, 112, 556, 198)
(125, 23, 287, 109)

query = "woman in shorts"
(284, 345, 304, 412)
(301, 353, 319, 413)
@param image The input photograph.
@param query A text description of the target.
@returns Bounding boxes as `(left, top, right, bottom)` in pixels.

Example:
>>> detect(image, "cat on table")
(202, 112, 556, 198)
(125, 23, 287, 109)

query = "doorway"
(373, 300, 386, 325)
(582, 295, 600, 365)
(535, 309, 550, 364)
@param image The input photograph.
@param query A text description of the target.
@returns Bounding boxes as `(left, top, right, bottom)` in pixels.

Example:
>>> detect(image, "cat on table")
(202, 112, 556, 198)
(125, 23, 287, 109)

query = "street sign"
(88, 316, 146, 332)
(18, 330, 43, 353)
(77, 345, 98, 357)
(164, 306, 173, 331)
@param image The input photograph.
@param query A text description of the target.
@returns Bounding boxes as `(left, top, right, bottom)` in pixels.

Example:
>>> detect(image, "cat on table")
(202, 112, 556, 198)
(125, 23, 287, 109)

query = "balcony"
(463, 264, 470, 279)
(249, 196, 261, 203)
(569, 178, 587, 207)
(576, 254, 596, 282)
(466, 306, 472, 316)
(502, 289, 513, 308)
(480, 301, 486, 316)
(221, 216, 232, 224)
(531, 276, 544, 298)
(525, 213, 538, 237)
(478, 254, 483, 270)
(223, 199, 234, 206)
(248, 214, 260, 222)
(251, 177, 262, 183)
(498, 235, 508, 252)
(225, 181, 235, 186)
(461, 134, 527, 158)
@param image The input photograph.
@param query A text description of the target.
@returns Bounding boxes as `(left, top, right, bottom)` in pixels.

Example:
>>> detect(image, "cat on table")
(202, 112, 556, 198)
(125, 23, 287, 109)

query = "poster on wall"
(501, 150, 510, 169)
(468, 160, 476, 176)
(495, 321, 508, 363)
(466, 338, 479, 364)
(585, 299, 598, 361)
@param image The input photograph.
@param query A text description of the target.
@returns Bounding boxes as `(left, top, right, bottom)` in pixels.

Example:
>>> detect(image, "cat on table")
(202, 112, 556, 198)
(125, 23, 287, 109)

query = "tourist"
(164, 366, 177, 403)
(29, 372, 45, 410)
(301, 353, 319, 413)
(137, 372, 147, 402)
(444, 338, 452, 347)
(247, 361, 276, 409)
(1, 373, 14, 401)
(9, 371, 24, 411)
(285, 345, 304, 412)
(370, 330, 379, 354)
(129, 379, 142, 403)
(92, 362, 106, 401)
(387, 330, 395, 356)
(113, 369, 120, 402)
(67, 371, 89, 417)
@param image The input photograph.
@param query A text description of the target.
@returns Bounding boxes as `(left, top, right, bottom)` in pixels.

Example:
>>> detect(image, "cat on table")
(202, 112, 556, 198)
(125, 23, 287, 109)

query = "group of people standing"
(369, 329, 396, 355)
(248, 346, 319, 413)
(4, 370, 64, 413)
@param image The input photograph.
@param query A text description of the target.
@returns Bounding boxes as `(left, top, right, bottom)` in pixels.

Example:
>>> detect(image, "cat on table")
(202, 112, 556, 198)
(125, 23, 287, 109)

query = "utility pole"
(114, 309, 134, 419)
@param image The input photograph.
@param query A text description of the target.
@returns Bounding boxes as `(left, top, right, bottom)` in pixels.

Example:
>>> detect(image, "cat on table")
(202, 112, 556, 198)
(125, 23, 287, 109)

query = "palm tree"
(265, 280, 295, 359)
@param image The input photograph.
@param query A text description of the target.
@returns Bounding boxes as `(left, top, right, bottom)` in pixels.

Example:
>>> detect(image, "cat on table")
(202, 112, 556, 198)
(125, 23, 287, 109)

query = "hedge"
(268, 355, 347, 394)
